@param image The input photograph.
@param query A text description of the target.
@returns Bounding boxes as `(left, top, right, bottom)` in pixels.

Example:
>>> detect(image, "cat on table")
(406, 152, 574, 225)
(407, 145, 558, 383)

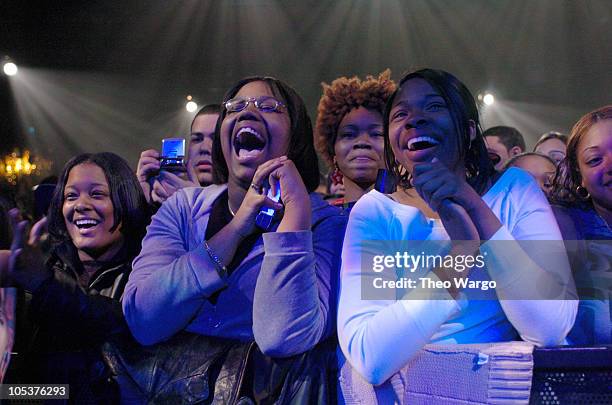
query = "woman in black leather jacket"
(1, 152, 150, 403)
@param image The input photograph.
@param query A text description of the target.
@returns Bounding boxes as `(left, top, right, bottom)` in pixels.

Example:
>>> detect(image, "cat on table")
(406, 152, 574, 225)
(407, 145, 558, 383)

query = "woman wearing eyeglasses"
(121, 77, 345, 403)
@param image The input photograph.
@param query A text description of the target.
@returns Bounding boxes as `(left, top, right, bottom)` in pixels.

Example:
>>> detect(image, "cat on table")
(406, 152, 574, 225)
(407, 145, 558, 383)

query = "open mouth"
(487, 152, 501, 165)
(233, 127, 266, 158)
(74, 218, 100, 230)
(407, 136, 440, 151)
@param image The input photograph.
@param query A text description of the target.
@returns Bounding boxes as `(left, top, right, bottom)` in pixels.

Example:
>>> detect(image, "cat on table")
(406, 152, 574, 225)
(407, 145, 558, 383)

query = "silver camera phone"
(160, 138, 186, 171)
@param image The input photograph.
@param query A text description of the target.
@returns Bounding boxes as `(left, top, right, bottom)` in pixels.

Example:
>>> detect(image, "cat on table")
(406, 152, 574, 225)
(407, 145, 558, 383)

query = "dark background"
(1, 0, 610, 173)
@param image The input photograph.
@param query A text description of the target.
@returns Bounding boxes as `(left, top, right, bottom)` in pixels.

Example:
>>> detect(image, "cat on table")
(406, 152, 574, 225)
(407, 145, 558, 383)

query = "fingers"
(28, 216, 48, 246)
(137, 149, 161, 181)
(8, 209, 27, 252)
(8, 208, 21, 227)
(158, 171, 187, 188)
(151, 179, 171, 203)
(412, 168, 444, 188)
(429, 185, 457, 212)
(261, 195, 284, 211)
(267, 159, 309, 209)
(268, 175, 280, 200)
(251, 156, 288, 192)
(412, 161, 458, 211)
(10, 222, 27, 253)
(140, 149, 160, 159)
(414, 176, 445, 204)
(138, 159, 161, 175)
(412, 162, 444, 178)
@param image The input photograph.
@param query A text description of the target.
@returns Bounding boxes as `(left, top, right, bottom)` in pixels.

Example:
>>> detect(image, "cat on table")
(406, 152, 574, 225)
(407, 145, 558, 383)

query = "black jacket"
(29, 242, 131, 350)
(22, 242, 133, 403)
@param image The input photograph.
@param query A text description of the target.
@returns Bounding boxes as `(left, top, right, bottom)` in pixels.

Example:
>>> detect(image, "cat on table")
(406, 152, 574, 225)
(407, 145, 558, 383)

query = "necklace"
(228, 201, 237, 217)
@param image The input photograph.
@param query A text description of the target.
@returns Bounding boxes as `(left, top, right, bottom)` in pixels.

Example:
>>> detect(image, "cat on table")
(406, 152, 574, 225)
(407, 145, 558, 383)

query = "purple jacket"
(122, 184, 346, 357)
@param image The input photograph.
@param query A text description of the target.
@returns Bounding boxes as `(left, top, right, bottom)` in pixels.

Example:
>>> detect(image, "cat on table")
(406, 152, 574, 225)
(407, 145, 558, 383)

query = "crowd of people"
(0, 67, 610, 404)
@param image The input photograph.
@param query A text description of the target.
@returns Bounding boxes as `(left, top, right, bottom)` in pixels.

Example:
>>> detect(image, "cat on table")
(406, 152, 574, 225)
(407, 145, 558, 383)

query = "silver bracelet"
(203, 240, 228, 279)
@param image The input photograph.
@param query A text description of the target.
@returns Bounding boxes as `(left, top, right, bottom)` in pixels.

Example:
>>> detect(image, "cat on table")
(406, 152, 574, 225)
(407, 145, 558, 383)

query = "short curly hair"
(315, 70, 396, 167)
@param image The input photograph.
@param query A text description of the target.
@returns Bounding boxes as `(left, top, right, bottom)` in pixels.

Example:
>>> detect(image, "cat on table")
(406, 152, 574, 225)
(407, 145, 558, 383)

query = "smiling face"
(388, 78, 463, 176)
(577, 119, 612, 212)
(535, 138, 566, 165)
(220, 81, 291, 187)
(334, 106, 385, 187)
(62, 163, 124, 261)
(188, 113, 219, 185)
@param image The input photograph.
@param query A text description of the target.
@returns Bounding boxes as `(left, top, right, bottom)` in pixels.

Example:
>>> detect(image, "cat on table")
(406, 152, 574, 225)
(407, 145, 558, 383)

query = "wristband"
(203, 240, 228, 279)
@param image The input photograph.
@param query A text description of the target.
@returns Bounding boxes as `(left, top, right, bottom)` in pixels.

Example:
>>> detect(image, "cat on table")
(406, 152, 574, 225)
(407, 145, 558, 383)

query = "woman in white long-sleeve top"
(337, 68, 578, 386)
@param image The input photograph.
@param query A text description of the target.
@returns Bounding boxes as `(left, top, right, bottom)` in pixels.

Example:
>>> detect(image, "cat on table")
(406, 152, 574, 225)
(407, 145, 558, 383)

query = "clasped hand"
(412, 159, 480, 242)
(230, 156, 311, 238)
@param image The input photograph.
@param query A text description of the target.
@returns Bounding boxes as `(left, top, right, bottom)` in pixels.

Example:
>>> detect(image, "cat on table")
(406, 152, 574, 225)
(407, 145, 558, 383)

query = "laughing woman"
(123, 76, 346, 402)
(1, 152, 150, 402)
(337, 69, 577, 386)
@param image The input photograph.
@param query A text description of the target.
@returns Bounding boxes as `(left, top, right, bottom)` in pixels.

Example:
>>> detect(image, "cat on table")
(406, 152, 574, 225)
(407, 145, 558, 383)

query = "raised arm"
(122, 189, 227, 345)
(253, 207, 346, 357)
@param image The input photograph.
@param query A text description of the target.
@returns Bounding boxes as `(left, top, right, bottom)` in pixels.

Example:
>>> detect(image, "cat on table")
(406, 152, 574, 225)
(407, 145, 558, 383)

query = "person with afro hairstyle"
(315, 70, 396, 210)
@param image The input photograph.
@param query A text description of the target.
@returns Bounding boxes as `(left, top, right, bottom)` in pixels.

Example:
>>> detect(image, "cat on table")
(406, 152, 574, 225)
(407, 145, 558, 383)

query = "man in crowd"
(484, 126, 526, 171)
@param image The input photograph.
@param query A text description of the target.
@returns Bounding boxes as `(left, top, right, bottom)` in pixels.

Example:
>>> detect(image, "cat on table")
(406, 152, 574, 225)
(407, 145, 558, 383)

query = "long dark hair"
(212, 76, 320, 193)
(48, 152, 150, 259)
(383, 68, 494, 195)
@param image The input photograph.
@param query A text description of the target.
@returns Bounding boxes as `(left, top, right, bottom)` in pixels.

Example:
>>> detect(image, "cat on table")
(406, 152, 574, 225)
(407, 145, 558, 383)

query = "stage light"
(185, 95, 198, 112)
(186, 101, 198, 112)
(483, 93, 495, 106)
(3, 62, 18, 76)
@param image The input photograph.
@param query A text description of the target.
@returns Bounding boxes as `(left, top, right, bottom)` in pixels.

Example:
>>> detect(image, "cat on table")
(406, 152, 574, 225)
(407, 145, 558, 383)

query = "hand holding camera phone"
(255, 178, 282, 231)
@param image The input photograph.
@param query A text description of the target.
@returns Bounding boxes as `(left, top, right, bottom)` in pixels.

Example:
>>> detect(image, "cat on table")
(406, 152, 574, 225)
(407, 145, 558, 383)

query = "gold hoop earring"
(576, 186, 591, 200)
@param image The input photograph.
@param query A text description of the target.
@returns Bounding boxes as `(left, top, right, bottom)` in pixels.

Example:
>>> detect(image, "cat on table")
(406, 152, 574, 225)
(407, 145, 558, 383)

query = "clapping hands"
(0, 209, 51, 291)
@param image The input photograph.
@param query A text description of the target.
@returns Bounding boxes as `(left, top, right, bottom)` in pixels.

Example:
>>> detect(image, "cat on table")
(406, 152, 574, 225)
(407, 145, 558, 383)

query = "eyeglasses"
(224, 96, 285, 113)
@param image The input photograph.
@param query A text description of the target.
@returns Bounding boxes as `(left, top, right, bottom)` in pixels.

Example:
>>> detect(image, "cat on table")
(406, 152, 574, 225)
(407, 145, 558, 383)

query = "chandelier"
(0, 150, 49, 185)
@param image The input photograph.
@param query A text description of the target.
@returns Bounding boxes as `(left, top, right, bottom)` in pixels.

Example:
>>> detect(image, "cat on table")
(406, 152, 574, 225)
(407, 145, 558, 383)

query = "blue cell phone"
(255, 179, 281, 231)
